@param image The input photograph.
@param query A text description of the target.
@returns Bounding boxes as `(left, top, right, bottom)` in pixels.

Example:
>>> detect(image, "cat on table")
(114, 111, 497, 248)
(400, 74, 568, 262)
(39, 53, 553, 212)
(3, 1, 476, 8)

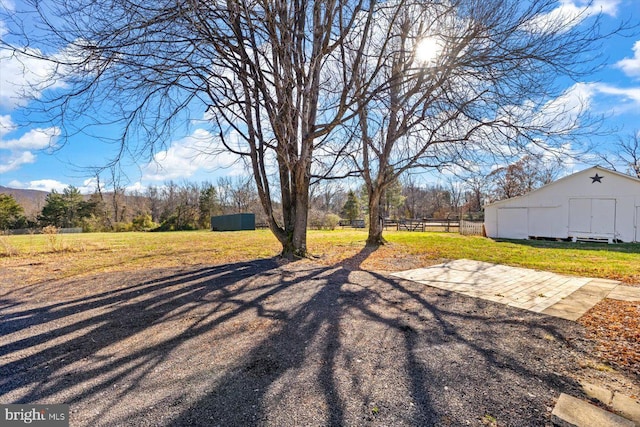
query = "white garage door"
(569, 198, 615, 236)
(528, 207, 564, 238)
(497, 208, 528, 239)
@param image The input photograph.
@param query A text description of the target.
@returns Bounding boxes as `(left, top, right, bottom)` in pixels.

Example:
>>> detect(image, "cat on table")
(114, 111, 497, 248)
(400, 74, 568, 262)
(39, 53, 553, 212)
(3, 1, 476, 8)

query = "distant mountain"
(0, 185, 49, 199)
(0, 186, 49, 218)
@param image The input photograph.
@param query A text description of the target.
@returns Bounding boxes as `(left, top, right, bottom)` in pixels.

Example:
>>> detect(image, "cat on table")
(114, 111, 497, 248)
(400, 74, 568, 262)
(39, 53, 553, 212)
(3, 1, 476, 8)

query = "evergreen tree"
(39, 186, 96, 228)
(341, 190, 361, 223)
(62, 186, 85, 228)
(39, 190, 67, 227)
(198, 184, 220, 228)
(0, 194, 27, 230)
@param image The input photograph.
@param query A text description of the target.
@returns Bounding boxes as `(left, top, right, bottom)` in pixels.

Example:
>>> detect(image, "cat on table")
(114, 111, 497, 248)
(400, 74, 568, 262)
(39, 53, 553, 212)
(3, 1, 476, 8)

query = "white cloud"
(126, 181, 146, 193)
(77, 177, 98, 194)
(0, 46, 69, 109)
(0, 0, 16, 11)
(0, 126, 59, 150)
(6, 177, 96, 193)
(8, 178, 68, 192)
(593, 83, 640, 103)
(538, 82, 597, 131)
(0, 10, 82, 111)
(0, 114, 16, 137)
(527, 0, 619, 33)
(488, 82, 597, 138)
(0, 114, 60, 173)
(0, 150, 35, 173)
(526, 81, 640, 126)
(142, 128, 245, 181)
(616, 40, 640, 79)
(0, 19, 67, 175)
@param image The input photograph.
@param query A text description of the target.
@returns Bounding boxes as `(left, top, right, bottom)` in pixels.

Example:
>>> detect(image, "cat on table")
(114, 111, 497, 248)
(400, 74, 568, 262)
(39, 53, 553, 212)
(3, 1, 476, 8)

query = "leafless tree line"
(88, 177, 263, 231)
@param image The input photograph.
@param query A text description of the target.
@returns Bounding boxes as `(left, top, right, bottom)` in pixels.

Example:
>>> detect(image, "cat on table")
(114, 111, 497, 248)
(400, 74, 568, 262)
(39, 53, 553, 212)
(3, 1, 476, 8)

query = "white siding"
(497, 208, 528, 239)
(636, 207, 640, 242)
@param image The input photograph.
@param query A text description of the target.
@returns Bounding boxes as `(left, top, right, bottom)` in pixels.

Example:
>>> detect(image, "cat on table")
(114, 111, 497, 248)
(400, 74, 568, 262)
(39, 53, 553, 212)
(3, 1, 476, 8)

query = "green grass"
(2, 229, 640, 284)
(385, 231, 640, 283)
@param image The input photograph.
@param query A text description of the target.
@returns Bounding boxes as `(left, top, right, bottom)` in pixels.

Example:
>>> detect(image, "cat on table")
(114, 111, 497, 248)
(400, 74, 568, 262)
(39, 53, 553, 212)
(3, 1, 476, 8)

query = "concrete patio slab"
(611, 393, 640, 424)
(551, 393, 635, 427)
(607, 285, 640, 302)
(392, 259, 624, 321)
(541, 282, 618, 321)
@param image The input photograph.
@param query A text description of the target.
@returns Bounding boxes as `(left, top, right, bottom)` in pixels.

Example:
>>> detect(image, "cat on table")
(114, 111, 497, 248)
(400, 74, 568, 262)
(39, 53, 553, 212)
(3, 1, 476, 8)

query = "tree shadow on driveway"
(0, 251, 600, 426)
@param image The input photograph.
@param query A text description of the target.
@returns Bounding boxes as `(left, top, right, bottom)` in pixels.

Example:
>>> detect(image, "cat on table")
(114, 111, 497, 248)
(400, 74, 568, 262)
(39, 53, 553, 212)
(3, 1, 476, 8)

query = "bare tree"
(400, 174, 421, 219)
(1, 0, 381, 258)
(108, 166, 128, 224)
(333, 0, 618, 245)
(216, 177, 257, 214)
(460, 173, 487, 216)
(309, 181, 345, 214)
(145, 186, 163, 224)
(445, 176, 464, 218)
(486, 154, 562, 201)
(400, 176, 454, 219)
(93, 173, 112, 230)
(599, 130, 640, 178)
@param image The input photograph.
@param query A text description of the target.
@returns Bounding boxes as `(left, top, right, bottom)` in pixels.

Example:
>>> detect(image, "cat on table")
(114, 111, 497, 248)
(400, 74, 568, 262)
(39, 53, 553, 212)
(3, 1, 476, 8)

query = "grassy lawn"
(2, 229, 640, 284)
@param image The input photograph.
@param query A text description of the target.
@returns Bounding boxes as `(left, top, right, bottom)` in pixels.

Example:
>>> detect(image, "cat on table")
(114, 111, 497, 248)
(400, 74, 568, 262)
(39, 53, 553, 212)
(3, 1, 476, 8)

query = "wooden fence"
(459, 220, 485, 236)
(382, 219, 484, 236)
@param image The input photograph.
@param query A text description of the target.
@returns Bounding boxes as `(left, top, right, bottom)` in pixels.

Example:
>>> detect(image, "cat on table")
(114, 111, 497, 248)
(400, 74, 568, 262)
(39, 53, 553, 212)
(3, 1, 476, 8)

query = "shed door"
(591, 199, 615, 235)
(568, 199, 591, 233)
(569, 198, 615, 235)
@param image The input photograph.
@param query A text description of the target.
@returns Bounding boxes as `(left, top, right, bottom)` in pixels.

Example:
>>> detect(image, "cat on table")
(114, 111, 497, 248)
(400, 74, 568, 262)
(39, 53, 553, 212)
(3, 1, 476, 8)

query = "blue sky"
(1, 0, 640, 194)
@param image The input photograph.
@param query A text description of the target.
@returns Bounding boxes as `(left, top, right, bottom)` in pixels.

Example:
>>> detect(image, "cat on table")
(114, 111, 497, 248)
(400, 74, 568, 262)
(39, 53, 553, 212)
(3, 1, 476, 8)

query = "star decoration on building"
(590, 173, 603, 183)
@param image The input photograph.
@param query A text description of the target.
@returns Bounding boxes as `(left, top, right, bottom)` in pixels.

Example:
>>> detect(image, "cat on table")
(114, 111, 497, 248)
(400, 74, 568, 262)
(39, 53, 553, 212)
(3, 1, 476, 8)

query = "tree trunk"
(265, 159, 311, 260)
(290, 187, 309, 258)
(276, 195, 309, 259)
(366, 188, 386, 246)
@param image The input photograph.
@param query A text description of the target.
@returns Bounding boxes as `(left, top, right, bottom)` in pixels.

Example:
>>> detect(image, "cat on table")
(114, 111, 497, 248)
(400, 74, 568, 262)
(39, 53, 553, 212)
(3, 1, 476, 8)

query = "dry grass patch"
(0, 230, 281, 286)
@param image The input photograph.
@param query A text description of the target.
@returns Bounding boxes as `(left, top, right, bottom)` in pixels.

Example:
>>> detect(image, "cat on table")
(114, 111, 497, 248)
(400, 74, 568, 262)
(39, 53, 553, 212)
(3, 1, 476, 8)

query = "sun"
(415, 37, 442, 65)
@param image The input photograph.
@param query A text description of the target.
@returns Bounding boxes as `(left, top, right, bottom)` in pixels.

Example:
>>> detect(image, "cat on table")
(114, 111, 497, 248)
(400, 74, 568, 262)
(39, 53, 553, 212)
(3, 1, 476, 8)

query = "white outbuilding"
(484, 166, 640, 243)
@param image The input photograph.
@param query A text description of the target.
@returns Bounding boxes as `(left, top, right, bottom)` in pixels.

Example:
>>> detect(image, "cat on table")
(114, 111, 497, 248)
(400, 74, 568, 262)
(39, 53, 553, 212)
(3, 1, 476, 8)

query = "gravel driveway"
(1, 256, 638, 426)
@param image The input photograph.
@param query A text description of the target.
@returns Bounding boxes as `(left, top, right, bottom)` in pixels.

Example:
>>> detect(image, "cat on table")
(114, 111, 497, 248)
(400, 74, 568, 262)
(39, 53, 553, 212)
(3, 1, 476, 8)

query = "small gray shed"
(484, 166, 640, 243)
(210, 213, 256, 231)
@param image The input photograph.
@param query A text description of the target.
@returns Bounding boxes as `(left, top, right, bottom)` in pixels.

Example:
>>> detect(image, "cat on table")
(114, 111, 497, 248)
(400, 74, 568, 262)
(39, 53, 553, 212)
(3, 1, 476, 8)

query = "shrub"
(308, 210, 341, 230)
(132, 213, 158, 231)
(82, 215, 110, 233)
(153, 214, 197, 232)
(323, 213, 341, 230)
(0, 235, 18, 257)
(42, 225, 63, 252)
(113, 222, 133, 232)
